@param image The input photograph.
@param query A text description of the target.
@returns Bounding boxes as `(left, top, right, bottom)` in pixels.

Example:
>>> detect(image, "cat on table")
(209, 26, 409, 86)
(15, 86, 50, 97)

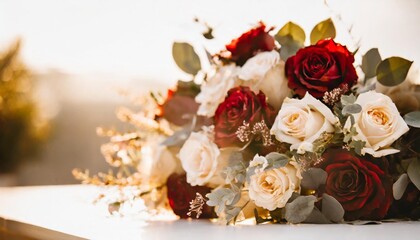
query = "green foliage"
(222, 152, 246, 186)
(275, 22, 306, 46)
(342, 104, 362, 115)
(407, 158, 420, 191)
(393, 173, 409, 200)
(349, 140, 366, 155)
(279, 39, 302, 61)
(275, 22, 305, 60)
(172, 42, 202, 76)
(206, 187, 241, 214)
(310, 18, 336, 45)
(321, 193, 344, 223)
(285, 195, 317, 224)
(303, 207, 330, 224)
(404, 111, 420, 128)
(265, 152, 290, 170)
(301, 168, 327, 190)
(340, 94, 356, 106)
(376, 57, 412, 87)
(246, 153, 290, 182)
(361, 48, 382, 79)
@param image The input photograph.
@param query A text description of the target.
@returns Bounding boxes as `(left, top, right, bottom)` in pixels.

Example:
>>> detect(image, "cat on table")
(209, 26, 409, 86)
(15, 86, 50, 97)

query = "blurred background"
(0, 0, 419, 186)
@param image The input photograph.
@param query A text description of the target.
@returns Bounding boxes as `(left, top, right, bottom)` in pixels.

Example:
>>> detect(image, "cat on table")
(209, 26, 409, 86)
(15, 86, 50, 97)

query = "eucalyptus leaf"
(246, 166, 257, 183)
(301, 168, 327, 190)
(340, 94, 356, 106)
(322, 193, 344, 223)
(266, 152, 289, 161)
(207, 188, 239, 207)
(172, 42, 201, 75)
(279, 37, 302, 61)
(266, 152, 290, 169)
(393, 173, 409, 200)
(404, 111, 420, 128)
(376, 57, 413, 87)
(285, 195, 317, 223)
(225, 206, 241, 223)
(310, 18, 336, 45)
(361, 48, 382, 79)
(407, 158, 420, 191)
(275, 21, 306, 46)
(342, 104, 362, 115)
(223, 152, 246, 185)
(303, 207, 331, 224)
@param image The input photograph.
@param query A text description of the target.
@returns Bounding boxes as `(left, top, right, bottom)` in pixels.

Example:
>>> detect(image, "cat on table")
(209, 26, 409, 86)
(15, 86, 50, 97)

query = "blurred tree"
(0, 40, 49, 173)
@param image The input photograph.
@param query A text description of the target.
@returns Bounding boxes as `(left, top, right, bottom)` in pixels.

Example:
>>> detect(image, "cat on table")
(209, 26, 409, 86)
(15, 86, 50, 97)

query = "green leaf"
(361, 48, 382, 79)
(322, 193, 344, 223)
(275, 21, 306, 46)
(404, 111, 420, 128)
(301, 168, 327, 190)
(246, 166, 257, 183)
(349, 140, 366, 156)
(172, 42, 201, 75)
(407, 158, 420, 191)
(265, 152, 290, 169)
(225, 206, 241, 224)
(340, 94, 356, 106)
(310, 18, 336, 45)
(279, 37, 302, 61)
(342, 104, 362, 115)
(304, 207, 331, 224)
(222, 152, 246, 185)
(376, 57, 413, 87)
(393, 173, 409, 200)
(285, 195, 317, 223)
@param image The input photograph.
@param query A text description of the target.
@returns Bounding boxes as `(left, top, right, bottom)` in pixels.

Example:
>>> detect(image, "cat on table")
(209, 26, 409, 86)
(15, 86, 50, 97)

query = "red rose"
(225, 22, 275, 66)
(285, 39, 358, 99)
(317, 148, 392, 221)
(214, 86, 276, 148)
(166, 173, 214, 219)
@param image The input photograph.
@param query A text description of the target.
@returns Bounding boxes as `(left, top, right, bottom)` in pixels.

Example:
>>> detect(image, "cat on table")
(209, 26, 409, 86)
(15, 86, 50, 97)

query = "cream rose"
(270, 92, 338, 153)
(138, 135, 180, 187)
(196, 64, 240, 117)
(248, 155, 302, 211)
(344, 91, 409, 157)
(178, 130, 228, 187)
(239, 50, 290, 110)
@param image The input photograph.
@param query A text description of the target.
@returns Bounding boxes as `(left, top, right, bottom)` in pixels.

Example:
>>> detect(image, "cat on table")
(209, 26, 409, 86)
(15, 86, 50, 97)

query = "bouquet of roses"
(75, 19, 420, 224)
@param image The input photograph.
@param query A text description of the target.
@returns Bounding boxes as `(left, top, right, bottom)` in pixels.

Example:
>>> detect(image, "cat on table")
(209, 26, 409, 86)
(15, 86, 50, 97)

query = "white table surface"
(0, 185, 419, 240)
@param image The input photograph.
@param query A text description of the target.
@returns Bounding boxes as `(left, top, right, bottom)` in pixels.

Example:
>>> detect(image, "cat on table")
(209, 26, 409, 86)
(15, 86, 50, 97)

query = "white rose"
(271, 92, 338, 153)
(138, 135, 180, 187)
(344, 91, 409, 157)
(179, 131, 228, 187)
(248, 155, 302, 211)
(196, 64, 240, 117)
(239, 50, 290, 110)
